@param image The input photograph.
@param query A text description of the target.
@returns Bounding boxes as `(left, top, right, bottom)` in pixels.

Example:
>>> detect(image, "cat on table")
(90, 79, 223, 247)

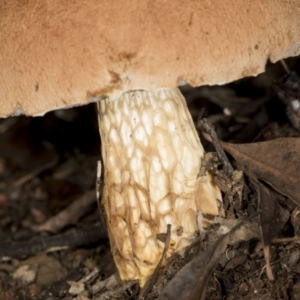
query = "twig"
(9, 158, 58, 189)
(0, 225, 107, 259)
(280, 59, 291, 74)
(32, 190, 97, 233)
(263, 246, 274, 281)
(80, 267, 100, 283)
(272, 236, 300, 243)
(198, 118, 234, 177)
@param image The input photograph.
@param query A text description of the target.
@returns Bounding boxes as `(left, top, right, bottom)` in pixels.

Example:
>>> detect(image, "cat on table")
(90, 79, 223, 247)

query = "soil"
(0, 56, 300, 300)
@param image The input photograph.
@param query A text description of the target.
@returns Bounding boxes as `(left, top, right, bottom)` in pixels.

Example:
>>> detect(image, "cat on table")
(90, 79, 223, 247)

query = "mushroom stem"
(97, 88, 222, 285)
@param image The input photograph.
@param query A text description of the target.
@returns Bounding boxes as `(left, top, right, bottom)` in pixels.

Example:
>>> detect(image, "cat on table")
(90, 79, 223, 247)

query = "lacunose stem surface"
(97, 88, 222, 285)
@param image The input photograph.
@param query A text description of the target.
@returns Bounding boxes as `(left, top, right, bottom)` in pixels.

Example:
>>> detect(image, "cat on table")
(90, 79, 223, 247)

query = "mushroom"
(1, 0, 300, 286)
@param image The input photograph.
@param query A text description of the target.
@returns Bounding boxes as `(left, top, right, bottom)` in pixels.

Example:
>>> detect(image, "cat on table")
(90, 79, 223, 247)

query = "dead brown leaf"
(252, 179, 290, 280)
(157, 221, 246, 300)
(220, 138, 300, 206)
(255, 180, 290, 247)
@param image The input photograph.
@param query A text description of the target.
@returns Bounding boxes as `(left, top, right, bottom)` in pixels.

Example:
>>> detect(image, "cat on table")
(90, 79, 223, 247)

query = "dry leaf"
(220, 138, 300, 206)
(256, 180, 290, 247)
(253, 179, 290, 280)
(158, 221, 246, 300)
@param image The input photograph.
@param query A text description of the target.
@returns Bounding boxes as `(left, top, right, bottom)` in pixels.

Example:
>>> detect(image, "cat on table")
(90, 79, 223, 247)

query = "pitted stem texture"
(97, 88, 222, 285)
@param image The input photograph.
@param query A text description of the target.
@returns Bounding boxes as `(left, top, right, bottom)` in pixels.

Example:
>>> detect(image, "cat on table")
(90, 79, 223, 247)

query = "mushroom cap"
(1, 0, 300, 117)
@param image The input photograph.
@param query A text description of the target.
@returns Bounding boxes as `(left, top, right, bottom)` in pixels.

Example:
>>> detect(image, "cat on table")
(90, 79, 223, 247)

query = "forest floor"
(0, 56, 300, 300)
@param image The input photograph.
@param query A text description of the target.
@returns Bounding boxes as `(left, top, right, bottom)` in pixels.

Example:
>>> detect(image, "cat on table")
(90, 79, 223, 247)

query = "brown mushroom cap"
(1, 0, 300, 116)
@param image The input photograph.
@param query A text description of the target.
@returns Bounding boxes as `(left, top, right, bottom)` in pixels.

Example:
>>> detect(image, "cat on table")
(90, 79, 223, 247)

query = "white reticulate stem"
(97, 88, 222, 285)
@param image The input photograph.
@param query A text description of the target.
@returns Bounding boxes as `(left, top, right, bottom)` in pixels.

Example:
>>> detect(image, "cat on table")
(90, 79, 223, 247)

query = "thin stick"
(280, 59, 291, 74)
(272, 236, 300, 243)
(198, 118, 234, 177)
(9, 158, 58, 189)
(33, 190, 96, 233)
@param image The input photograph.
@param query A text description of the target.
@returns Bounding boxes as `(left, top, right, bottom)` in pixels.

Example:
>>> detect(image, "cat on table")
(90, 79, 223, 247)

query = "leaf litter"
(220, 137, 300, 206)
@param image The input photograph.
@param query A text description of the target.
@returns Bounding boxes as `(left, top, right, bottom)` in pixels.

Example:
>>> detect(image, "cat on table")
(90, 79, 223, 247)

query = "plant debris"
(252, 179, 290, 280)
(157, 221, 251, 300)
(219, 137, 300, 206)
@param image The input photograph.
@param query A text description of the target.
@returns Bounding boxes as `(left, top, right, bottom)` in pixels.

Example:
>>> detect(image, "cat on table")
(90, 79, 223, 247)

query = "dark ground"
(0, 56, 300, 300)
